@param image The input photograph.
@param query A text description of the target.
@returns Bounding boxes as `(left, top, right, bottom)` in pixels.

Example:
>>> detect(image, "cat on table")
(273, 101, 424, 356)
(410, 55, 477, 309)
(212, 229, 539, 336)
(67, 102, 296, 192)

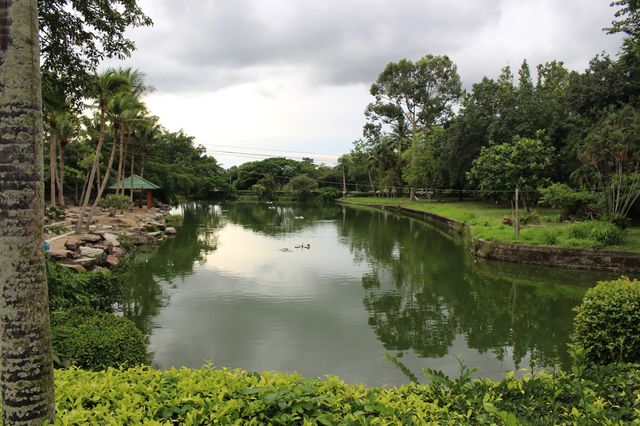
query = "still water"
(121, 202, 611, 386)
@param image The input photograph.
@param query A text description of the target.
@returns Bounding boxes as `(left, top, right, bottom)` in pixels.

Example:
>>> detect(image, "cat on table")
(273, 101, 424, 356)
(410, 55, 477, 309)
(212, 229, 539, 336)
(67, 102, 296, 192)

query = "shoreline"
(338, 199, 640, 273)
(44, 205, 178, 272)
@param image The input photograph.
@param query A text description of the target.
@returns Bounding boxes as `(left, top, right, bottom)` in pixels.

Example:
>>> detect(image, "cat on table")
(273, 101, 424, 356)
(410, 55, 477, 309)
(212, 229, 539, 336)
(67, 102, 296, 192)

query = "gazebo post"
(146, 190, 153, 210)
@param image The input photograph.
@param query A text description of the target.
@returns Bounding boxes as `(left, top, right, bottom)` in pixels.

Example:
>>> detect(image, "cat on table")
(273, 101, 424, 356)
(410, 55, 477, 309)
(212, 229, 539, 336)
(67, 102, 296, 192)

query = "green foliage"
(39, 0, 152, 103)
(47, 261, 122, 311)
(578, 106, 640, 218)
(568, 221, 625, 247)
(51, 308, 148, 370)
(315, 187, 342, 205)
(539, 183, 599, 220)
(366, 54, 462, 139)
(467, 135, 555, 207)
(30, 363, 640, 424)
(573, 277, 640, 364)
(99, 194, 131, 212)
(401, 129, 445, 190)
(45, 205, 66, 221)
(46, 224, 69, 235)
(288, 175, 318, 201)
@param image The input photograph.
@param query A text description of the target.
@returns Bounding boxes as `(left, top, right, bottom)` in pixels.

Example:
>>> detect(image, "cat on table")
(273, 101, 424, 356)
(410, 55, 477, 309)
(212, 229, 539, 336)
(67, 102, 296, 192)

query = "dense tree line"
(335, 1, 640, 221)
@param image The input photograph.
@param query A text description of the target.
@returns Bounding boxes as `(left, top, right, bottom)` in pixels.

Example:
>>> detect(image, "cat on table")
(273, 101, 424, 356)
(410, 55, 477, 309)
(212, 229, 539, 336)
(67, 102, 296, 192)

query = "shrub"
(568, 221, 625, 247)
(315, 187, 342, 205)
(51, 308, 148, 370)
(47, 261, 122, 311)
(46, 205, 66, 221)
(538, 183, 599, 220)
(572, 277, 640, 364)
(31, 362, 640, 424)
(288, 175, 318, 201)
(100, 194, 131, 216)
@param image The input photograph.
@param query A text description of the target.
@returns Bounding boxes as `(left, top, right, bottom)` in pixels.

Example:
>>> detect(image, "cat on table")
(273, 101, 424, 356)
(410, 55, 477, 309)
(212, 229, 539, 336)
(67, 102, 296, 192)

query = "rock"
(79, 246, 105, 258)
(133, 236, 148, 246)
(103, 232, 120, 247)
(112, 247, 127, 258)
(106, 255, 120, 267)
(147, 231, 163, 238)
(72, 257, 98, 269)
(93, 241, 114, 254)
(146, 221, 166, 231)
(49, 248, 73, 260)
(78, 233, 102, 243)
(64, 238, 84, 251)
(165, 227, 177, 235)
(59, 263, 86, 273)
(89, 225, 97, 231)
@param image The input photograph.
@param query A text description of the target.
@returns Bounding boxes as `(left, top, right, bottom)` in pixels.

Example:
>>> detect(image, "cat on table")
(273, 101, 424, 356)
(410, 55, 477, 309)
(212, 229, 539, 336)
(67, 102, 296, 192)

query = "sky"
(105, 0, 624, 168)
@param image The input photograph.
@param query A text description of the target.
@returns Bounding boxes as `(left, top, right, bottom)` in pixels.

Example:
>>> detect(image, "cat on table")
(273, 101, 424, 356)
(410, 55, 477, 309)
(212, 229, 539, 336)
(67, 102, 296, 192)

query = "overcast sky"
(105, 0, 624, 168)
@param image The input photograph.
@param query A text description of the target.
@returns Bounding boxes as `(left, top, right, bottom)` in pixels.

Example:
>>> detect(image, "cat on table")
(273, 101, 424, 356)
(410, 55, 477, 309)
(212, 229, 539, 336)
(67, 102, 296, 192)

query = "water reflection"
(122, 202, 613, 383)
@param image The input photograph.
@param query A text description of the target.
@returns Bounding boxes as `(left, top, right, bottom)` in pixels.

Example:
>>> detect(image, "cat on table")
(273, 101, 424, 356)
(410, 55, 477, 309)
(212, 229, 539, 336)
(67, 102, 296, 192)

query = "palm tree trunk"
(75, 107, 105, 232)
(130, 141, 135, 202)
(140, 143, 146, 178)
(49, 133, 56, 207)
(86, 128, 119, 226)
(116, 123, 125, 195)
(0, 1, 56, 423)
(56, 139, 64, 205)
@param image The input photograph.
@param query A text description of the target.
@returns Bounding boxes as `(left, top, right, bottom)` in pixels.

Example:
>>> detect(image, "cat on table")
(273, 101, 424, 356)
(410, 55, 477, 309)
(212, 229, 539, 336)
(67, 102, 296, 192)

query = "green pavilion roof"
(109, 175, 160, 190)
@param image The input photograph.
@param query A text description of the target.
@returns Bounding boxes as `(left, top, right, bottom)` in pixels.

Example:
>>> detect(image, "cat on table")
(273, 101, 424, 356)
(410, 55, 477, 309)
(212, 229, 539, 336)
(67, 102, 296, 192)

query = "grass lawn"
(340, 197, 640, 253)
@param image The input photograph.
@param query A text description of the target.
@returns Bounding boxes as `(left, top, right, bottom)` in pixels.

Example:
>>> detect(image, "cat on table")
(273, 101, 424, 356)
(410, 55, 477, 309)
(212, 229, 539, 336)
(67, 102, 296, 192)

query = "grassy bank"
(340, 198, 640, 253)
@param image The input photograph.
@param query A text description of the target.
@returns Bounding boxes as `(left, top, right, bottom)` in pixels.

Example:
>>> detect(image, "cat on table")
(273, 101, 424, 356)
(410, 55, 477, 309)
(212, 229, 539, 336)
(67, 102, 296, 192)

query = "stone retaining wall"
(339, 200, 640, 273)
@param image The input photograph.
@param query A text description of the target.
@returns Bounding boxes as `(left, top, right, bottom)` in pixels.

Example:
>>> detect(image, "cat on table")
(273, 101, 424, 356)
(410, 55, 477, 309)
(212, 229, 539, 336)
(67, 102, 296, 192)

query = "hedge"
(36, 363, 640, 424)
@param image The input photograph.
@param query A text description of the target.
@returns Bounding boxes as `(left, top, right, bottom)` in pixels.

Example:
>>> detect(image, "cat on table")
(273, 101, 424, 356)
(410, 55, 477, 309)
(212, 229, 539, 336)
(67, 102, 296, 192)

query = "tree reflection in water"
(339, 206, 611, 369)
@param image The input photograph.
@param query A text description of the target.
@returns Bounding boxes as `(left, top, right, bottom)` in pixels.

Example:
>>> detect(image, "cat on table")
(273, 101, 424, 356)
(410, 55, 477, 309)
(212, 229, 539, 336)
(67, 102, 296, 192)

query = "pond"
(121, 202, 613, 386)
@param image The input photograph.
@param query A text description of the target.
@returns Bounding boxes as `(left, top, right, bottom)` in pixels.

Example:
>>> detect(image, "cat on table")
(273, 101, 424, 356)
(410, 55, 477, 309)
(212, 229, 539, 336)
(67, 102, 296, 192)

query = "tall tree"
(37, 0, 152, 104)
(75, 69, 128, 232)
(365, 55, 462, 137)
(0, 0, 56, 423)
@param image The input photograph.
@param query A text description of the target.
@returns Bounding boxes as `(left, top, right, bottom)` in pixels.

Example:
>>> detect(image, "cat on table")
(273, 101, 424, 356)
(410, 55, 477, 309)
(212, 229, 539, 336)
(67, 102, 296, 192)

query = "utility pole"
(514, 187, 520, 238)
(342, 166, 347, 197)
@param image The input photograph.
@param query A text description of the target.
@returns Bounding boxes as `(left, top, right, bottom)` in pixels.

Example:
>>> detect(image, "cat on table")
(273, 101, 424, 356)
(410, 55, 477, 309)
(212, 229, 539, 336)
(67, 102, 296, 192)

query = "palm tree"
(76, 69, 129, 232)
(54, 112, 80, 205)
(0, 0, 56, 423)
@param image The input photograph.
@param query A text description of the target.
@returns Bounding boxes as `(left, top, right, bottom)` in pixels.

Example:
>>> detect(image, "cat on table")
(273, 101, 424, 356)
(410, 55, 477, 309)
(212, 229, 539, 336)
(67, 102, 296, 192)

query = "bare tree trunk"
(0, 1, 56, 423)
(49, 133, 56, 207)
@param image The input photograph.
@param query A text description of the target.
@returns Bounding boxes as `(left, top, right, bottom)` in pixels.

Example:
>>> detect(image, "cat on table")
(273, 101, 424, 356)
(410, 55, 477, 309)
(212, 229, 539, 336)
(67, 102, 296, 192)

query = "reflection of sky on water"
(131, 203, 607, 386)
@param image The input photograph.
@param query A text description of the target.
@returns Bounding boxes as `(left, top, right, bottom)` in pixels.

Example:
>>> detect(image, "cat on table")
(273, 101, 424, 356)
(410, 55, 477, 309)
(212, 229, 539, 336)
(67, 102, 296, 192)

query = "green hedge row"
(47, 363, 640, 425)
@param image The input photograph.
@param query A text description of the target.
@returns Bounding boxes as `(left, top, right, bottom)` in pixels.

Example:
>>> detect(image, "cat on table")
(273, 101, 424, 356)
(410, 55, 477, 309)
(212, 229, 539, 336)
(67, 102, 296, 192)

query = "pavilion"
(109, 175, 160, 209)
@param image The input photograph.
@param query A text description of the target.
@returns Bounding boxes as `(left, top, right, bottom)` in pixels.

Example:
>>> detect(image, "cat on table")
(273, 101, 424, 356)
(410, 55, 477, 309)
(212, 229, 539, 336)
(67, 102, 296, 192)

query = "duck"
(304, 243, 310, 249)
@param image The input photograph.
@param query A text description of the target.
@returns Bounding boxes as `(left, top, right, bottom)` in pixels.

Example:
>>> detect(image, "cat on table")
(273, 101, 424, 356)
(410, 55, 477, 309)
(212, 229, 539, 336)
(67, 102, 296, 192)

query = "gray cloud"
(119, 0, 624, 93)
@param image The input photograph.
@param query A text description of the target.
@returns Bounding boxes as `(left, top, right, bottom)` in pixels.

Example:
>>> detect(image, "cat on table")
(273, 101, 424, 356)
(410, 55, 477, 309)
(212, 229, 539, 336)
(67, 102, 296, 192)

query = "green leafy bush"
(573, 276, 640, 365)
(315, 187, 342, 205)
(568, 221, 625, 247)
(31, 362, 640, 424)
(51, 308, 148, 370)
(288, 174, 318, 201)
(46, 205, 66, 221)
(99, 194, 131, 215)
(47, 261, 122, 311)
(539, 183, 599, 220)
